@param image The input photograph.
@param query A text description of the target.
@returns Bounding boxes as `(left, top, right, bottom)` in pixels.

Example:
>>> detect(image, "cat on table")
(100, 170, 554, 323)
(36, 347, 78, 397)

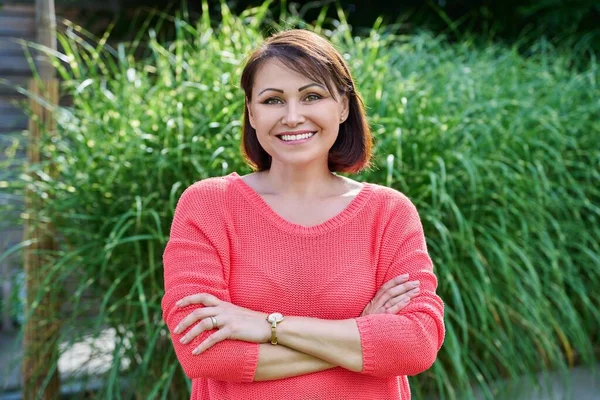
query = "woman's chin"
(268, 150, 331, 168)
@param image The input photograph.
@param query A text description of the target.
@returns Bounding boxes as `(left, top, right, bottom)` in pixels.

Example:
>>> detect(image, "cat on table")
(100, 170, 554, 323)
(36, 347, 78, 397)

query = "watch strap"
(270, 321, 278, 345)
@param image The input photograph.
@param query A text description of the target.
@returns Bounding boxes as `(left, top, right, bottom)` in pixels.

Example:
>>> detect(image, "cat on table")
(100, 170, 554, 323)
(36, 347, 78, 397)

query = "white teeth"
(280, 132, 315, 142)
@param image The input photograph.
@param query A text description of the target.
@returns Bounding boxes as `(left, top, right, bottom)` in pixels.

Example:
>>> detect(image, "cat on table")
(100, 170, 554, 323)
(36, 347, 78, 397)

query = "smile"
(278, 132, 316, 142)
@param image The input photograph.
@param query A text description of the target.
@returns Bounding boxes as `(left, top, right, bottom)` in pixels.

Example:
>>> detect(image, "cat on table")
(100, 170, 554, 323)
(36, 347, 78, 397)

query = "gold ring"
(210, 316, 217, 329)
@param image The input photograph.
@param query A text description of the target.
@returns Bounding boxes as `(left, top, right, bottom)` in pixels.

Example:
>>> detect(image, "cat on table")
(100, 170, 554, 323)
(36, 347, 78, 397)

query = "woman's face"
(247, 59, 349, 169)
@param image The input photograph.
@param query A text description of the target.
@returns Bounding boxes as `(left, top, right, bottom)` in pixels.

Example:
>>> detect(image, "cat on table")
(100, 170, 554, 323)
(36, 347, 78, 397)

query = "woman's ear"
(340, 94, 350, 123)
(246, 97, 255, 129)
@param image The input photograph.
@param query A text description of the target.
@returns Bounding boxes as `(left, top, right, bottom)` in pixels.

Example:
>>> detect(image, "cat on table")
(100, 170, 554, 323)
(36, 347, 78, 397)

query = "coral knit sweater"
(162, 172, 445, 400)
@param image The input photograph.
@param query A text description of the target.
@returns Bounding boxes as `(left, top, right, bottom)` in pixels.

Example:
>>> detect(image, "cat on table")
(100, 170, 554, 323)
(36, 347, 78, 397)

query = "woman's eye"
(305, 94, 321, 102)
(263, 98, 282, 105)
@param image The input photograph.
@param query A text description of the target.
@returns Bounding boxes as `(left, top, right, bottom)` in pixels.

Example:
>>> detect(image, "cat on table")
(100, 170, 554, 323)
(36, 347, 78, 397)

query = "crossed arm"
(164, 274, 443, 382)
(166, 274, 421, 381)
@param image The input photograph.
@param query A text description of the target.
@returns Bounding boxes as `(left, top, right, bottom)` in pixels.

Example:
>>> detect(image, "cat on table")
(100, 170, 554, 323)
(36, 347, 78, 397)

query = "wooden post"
(22, 0, 61, 398)
(35, 0, 58, 80)
(22, 82, 61, 399)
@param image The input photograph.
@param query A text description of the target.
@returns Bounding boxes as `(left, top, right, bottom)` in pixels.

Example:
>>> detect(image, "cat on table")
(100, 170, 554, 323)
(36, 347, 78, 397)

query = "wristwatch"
(266, 312, 284, 345)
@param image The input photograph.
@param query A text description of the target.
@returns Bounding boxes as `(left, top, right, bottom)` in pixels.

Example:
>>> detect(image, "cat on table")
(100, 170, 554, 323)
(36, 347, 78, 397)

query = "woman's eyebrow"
(257, 83, 326, 96)
(298, 83, 326, 92)
(258, 88, 284, 96)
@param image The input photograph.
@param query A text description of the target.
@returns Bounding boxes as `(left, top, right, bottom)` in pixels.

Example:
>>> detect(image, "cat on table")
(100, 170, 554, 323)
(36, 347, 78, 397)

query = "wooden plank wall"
(1, 2, 36, 332)
(0, 3, 34, 134)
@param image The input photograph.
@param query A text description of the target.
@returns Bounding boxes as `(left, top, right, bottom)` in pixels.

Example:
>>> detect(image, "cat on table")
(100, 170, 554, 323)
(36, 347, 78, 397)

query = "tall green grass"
(358, 29, 600, 398)
(0, 1, 598, 398)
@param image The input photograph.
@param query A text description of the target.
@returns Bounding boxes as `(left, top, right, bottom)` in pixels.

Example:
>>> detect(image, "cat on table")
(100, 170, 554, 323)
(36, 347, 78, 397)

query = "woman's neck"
(258, 164, 343, 200)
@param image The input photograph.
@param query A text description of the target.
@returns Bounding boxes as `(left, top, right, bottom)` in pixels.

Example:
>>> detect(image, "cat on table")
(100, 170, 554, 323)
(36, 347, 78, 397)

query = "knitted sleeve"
(355, 194, 445, 377)
(161, 183, 259, 382)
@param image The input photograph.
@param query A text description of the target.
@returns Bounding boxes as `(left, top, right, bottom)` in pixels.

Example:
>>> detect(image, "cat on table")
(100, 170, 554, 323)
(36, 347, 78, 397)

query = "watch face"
(268, 312, 284, 323)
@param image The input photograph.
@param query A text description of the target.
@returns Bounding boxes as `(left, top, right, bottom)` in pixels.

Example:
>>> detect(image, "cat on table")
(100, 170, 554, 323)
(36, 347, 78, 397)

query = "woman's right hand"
(360, 274, 420, 317)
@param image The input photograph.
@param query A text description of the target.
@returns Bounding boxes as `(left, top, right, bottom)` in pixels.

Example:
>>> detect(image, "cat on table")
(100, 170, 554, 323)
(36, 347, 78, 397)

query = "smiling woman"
(246, 60, 349, 172)
(240, 29, 372, 174)
(161, 29, 445, 400)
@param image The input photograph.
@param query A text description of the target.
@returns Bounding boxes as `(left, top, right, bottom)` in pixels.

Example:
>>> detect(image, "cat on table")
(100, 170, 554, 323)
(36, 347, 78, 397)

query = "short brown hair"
(240, 29, 372, 173)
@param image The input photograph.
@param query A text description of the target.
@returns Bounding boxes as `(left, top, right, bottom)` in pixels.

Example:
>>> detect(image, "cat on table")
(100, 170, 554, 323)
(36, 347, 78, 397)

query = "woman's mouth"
(277, 132, 316, 144)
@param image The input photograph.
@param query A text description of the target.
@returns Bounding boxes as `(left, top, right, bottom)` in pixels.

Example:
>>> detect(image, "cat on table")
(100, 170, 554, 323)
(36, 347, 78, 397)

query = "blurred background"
(0, 0, 599, 399)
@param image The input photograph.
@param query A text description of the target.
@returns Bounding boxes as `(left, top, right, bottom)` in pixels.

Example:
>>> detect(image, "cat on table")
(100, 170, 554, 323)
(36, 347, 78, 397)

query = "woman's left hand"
(172, 293, 270, 355)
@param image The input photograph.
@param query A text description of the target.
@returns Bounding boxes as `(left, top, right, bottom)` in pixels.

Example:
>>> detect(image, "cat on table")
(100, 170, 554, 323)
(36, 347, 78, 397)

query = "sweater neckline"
(228, 172, 373, 235)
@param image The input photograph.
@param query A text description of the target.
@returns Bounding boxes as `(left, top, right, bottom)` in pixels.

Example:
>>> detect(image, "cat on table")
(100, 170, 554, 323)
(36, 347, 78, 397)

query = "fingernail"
(176, 301, 182, 307)
(173, 325, 180, 334)
(192, 348, 199, 355)
(401, 274, 409, 279)
(180, 336, 187, 344)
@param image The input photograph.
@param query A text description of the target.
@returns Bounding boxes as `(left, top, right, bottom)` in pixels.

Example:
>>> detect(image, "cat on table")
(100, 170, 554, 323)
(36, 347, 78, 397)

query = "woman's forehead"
(252, 58, 332, 92)
(255, 59, 318, 82)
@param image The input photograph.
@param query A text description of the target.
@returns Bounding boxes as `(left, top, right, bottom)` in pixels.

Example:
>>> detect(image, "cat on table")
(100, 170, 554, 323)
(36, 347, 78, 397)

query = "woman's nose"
(281, 102, 305, 126)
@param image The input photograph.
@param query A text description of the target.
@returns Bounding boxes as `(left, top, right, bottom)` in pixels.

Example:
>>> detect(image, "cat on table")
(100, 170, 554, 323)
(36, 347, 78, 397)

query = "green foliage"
(0, 0, 598, 398)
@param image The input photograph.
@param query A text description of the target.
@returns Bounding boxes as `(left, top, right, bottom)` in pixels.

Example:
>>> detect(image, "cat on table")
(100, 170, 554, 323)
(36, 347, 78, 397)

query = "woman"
(162, 29, 445, 399)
